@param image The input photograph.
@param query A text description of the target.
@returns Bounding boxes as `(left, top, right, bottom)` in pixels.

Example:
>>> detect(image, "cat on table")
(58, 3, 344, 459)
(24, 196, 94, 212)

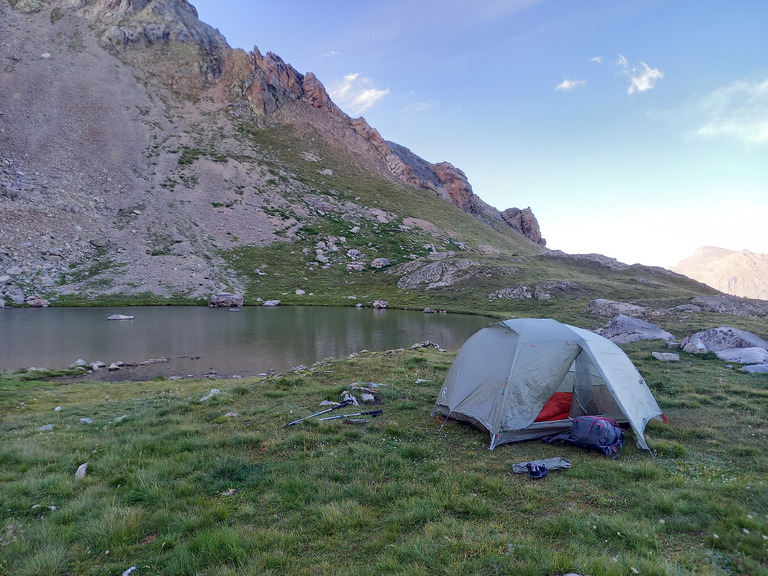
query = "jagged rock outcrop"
(501, 207, 545, 246)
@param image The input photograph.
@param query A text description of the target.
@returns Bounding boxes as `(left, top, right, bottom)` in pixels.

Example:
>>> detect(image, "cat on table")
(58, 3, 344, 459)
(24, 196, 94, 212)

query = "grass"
(1, 343, 766, 575)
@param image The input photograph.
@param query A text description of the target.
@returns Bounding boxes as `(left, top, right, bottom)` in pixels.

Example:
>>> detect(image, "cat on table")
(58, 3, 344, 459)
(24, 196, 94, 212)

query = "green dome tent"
(432, 318, 666, 451)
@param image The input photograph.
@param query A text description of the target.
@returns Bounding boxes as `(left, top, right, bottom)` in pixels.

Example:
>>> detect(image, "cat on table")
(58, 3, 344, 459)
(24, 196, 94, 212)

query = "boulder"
(587, 299, 649, 317)
(600, 315, 675, 344)
(652, 351, 680, 362)
(262, 299, 281, 307)
(741, 364, 768, 374)
(715, 347, 768, 365)
(26, 295, 49, 307)
(373, 300, 388, 309)
(682, 327, 768, 354)
(208, 292, 244, 308)
(370, 257, 390, 269)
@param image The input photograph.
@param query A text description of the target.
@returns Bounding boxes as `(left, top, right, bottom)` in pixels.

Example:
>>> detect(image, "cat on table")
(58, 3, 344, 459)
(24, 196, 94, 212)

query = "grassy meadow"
(1, 341, 767, 576)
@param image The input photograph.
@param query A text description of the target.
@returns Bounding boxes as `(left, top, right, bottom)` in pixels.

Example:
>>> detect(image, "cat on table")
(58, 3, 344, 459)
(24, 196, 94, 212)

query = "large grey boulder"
(601, 315, 675, 344)
(682, 327, 768, 354)
(208, 292, 244, 308)
(741, 364, 768, 374)
(715, 347, 768, 365)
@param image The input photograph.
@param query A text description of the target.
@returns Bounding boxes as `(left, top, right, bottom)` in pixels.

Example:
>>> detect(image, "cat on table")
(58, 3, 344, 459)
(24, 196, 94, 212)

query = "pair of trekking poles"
(282, 399, 382, 427)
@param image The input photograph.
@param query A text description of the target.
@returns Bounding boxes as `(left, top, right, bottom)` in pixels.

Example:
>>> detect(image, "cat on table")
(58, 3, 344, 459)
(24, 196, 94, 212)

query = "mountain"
(0, 0, 718, 318)
(671, 247, 768, 301)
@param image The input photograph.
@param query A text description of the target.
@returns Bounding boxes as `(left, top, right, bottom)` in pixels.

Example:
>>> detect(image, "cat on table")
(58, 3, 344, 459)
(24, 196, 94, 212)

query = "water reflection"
(0, 306, 491, 378)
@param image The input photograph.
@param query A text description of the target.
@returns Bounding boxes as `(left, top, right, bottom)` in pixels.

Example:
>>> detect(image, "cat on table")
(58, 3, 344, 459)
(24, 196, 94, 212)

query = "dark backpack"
(543, 415, 625, 458)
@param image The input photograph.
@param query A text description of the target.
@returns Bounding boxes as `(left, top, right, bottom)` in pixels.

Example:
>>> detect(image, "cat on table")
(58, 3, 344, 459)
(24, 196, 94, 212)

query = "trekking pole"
(282, 400, 353, 427)
(319, 409, 383, 421)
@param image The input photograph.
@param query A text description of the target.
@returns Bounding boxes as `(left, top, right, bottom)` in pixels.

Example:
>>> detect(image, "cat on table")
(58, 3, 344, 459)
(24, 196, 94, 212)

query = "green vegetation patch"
(1, 344, 766, 575)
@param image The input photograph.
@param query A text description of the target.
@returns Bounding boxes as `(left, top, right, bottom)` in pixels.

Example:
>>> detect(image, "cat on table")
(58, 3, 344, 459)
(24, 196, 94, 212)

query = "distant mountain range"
(672, 247, 768, 301)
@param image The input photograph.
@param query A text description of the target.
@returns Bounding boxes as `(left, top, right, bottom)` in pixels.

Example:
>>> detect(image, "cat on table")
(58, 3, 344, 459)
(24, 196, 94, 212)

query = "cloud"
(617, 54, 628, 68)
(627, 62, 664, 94)
(588, 56, 603, 64)
(329, 73, 390, 116)
(556, 78, 586, 92)
(320, 51, 340, 58)
(693, 78, 768, 145)
(403, 101, 436, 113)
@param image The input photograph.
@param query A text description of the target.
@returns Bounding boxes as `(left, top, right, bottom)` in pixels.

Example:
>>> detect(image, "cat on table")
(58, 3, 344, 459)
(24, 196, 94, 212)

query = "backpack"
(543, 415, 625, 458)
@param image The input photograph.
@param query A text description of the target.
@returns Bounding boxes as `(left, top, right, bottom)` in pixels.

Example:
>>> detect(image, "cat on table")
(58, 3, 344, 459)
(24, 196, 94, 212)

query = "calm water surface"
(0, 306, 491, 379)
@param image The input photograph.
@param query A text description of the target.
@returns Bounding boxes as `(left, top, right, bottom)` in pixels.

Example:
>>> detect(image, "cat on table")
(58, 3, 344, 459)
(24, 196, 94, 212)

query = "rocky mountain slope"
(0, 0, 725, 320)
(0, 0, 545, 300)
(672, 246, 768, 301)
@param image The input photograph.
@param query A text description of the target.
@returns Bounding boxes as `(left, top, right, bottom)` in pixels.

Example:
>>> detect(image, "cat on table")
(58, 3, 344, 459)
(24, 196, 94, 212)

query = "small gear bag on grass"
(543, 415, 624, 458)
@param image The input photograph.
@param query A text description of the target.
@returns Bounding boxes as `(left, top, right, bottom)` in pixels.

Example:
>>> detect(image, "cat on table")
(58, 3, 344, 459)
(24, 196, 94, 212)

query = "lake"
(0, 306, 492, 379)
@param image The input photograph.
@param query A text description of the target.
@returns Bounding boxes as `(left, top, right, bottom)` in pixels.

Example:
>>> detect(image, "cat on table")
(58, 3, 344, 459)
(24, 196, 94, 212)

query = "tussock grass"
(1, 344, 767, 575)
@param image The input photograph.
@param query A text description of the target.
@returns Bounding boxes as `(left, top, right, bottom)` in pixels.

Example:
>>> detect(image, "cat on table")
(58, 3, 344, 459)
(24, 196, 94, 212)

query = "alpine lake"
(0, 305, 491, 380)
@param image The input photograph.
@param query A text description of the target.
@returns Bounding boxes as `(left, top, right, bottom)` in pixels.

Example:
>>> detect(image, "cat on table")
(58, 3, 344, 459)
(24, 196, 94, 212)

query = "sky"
(190, 0, 768, 268)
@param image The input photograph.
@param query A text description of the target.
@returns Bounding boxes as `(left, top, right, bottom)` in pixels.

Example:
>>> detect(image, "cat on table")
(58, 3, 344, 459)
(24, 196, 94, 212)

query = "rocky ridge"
(1, 0, 547, 303)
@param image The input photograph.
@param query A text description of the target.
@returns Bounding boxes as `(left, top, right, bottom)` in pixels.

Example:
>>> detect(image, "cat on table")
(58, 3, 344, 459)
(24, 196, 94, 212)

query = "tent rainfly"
(432, 318, 666, 451)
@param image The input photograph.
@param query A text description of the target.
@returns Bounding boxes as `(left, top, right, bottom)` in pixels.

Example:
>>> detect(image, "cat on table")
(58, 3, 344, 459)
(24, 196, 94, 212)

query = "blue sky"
(191, 0, 768, 267)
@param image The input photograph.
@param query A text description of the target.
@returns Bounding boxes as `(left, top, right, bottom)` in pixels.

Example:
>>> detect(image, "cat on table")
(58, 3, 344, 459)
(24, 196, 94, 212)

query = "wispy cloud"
(403, 101, 436, 113)
(329, 73, 389, 116)
(588, 56, 603, 64)
(617, 54, 628, 68)
(693, 78, 768, 145)
(320, 51, 340, 58)
(627, 62, 664, 94)
(556, 78, 586, 92)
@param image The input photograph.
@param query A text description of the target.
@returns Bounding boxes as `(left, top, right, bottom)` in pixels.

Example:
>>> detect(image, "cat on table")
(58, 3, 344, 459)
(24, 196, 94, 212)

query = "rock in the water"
(601, 315, 675, 343)
(208, 292, 244, 308)
(373, 300, 388, 309)
(262, 299, 281, 307)
(107, 314, 134, 320)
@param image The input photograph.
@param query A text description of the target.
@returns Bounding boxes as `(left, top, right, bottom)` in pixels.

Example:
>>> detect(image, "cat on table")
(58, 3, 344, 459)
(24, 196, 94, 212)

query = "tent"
(432, 318, 665, 451)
